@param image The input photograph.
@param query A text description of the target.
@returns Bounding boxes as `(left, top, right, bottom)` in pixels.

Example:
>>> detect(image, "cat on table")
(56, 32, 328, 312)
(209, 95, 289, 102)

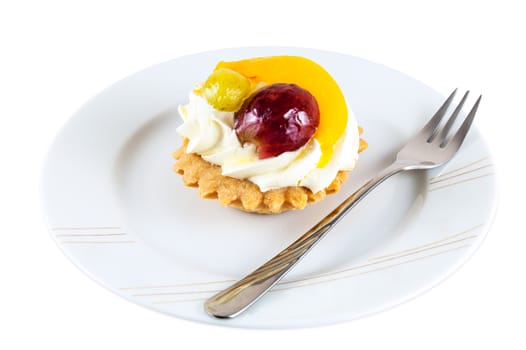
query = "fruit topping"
(202, 68, 251, 111)
(234, 83, 320, 159)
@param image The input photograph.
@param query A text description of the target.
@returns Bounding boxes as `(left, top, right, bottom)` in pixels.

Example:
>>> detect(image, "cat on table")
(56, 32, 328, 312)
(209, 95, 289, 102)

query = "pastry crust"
(173, 138, 366, 214)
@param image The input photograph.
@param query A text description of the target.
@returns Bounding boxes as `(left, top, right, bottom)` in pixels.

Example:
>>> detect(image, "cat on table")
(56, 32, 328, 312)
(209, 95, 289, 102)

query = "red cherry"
(234, 83, 320, 159)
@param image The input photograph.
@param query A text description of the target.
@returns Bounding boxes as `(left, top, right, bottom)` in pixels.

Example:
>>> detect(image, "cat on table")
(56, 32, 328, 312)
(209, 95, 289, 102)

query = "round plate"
(41, 47, 497, 328)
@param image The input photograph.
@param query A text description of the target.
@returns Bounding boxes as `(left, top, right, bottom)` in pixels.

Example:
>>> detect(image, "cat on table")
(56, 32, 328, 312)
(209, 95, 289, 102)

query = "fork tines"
(424, 89, 482, 149)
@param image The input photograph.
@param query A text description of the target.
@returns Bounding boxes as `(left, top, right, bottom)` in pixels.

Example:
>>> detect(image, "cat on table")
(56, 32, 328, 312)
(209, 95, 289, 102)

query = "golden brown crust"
(173, 140, 351, 214)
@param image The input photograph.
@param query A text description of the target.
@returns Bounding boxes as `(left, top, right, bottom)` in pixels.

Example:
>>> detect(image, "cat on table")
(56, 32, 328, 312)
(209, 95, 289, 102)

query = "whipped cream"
(177, 93, 360, 193)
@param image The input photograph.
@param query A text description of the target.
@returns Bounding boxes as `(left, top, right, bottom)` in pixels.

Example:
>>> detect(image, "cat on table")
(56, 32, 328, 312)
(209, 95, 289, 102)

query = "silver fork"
(205, 89, 482, 318)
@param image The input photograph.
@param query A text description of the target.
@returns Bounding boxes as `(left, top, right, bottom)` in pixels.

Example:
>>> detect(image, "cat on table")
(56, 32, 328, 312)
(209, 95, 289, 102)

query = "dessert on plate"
(173, 55, 367, 214)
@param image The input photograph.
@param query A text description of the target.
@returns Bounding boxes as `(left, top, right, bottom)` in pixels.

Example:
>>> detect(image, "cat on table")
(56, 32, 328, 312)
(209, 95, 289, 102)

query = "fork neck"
(381, 161, 408, 176)
(354, 161, 405, 198)
(322, 161, 405, 229)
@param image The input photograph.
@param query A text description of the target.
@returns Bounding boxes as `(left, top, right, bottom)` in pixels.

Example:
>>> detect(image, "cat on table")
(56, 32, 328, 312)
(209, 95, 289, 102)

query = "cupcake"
(173, 56, 367, 214)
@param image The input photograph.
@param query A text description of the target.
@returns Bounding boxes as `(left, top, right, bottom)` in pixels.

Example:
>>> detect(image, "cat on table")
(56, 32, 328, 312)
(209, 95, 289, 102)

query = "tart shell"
(173, 138, 367, 214)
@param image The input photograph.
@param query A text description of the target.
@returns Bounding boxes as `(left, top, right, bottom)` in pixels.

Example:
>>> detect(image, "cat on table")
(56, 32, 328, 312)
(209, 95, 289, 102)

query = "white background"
(1, 0, 524, 349)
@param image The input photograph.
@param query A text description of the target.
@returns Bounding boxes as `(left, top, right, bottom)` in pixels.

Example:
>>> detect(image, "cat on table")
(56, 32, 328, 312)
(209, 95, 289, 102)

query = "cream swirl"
(177, 93, 359, 193)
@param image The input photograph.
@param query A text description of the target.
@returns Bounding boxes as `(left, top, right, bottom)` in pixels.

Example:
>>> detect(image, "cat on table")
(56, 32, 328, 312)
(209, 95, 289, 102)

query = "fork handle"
(204, 162, 405, 318)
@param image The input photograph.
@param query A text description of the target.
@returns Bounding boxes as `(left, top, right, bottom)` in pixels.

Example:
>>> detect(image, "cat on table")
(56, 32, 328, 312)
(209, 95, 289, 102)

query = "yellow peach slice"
(215, 56, 347, 168)
(215, 56, 348, 168)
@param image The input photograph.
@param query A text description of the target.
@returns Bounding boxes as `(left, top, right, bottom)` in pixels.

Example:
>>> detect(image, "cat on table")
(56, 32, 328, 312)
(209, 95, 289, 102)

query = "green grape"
(202, 68, 251, 112)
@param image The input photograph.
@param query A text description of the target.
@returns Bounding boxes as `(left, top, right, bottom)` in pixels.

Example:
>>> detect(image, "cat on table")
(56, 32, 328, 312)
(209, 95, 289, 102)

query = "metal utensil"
(205, 89, 481, 318)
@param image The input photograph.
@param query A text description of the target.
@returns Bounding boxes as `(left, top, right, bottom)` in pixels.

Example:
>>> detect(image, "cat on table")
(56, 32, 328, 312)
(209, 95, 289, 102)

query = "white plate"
(41, 47, 497, 329)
